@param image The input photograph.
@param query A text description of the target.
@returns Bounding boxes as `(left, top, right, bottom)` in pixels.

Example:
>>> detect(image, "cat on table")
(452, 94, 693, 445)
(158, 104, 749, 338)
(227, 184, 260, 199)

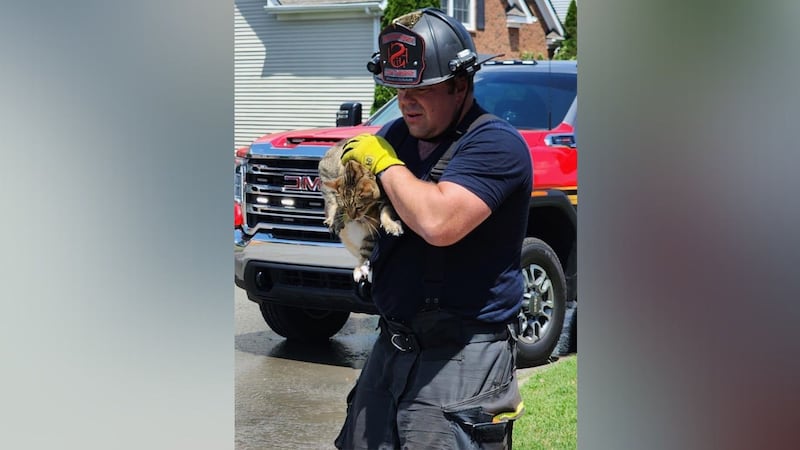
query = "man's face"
(397, 79, 466, 140)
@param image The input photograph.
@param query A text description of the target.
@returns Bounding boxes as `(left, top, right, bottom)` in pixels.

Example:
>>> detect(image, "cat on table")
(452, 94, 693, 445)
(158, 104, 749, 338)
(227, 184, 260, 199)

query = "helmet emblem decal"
(388, 42, 408, 69)
(379, 28, 425, 85)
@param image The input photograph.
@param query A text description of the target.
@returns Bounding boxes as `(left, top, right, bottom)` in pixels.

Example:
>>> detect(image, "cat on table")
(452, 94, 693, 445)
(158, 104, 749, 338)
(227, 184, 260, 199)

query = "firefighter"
(335, 8, 531, 449)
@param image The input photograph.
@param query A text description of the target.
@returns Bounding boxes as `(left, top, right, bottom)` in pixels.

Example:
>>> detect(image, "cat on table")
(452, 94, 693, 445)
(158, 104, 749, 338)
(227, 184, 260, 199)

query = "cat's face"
(333, 160, 380, 221)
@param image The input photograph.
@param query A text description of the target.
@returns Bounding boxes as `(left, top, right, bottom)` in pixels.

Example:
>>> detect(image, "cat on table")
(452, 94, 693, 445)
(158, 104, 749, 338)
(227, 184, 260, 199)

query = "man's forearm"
(379, 165, 490, 247)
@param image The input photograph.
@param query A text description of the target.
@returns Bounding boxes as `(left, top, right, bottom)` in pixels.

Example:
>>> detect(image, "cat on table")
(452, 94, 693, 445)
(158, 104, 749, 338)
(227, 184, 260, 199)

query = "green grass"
(513, 355, 577, 449)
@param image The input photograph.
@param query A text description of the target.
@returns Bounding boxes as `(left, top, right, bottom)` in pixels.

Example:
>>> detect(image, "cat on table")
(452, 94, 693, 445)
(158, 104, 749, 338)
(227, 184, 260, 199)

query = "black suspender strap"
(423, 113, 499, 305)
(373, 113, 502, 309)
(428, 113, 499, 182)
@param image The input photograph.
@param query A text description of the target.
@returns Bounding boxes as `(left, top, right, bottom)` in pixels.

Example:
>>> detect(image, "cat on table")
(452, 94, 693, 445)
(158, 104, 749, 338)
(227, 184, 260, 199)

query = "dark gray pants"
(334, 310, 523, 449)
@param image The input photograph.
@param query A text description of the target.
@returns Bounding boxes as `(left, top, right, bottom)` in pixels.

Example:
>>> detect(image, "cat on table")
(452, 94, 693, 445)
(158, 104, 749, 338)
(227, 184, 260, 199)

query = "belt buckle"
(390, 333, 413, 352)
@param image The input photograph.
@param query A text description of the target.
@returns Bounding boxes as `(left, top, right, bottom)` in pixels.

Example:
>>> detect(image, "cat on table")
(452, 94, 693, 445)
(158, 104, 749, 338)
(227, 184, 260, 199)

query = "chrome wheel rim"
(518, 262, 554, 344)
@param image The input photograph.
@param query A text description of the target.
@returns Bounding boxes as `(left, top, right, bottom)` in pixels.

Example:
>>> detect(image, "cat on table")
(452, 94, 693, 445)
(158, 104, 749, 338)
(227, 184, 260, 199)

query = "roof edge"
(265, 0, 386, 16)
(530, 0, 565, 38)
(507, 0, 537, 25)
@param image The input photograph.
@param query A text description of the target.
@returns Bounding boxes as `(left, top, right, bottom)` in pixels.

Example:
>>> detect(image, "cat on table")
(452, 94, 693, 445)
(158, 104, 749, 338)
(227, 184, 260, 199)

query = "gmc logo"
(284, 175, 322, 192)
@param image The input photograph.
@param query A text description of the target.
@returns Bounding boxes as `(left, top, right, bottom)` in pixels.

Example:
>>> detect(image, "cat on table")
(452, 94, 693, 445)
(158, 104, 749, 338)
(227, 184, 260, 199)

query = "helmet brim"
(477, 53, 504, 65)
(374, 53, 505, 89)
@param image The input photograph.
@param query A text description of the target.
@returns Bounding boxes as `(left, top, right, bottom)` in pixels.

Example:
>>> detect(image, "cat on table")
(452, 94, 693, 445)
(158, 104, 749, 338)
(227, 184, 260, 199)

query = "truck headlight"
(234, 157, 244, 203)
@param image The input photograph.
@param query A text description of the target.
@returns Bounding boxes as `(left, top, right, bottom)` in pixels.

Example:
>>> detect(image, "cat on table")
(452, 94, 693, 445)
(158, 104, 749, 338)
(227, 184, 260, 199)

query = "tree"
(371, 0, 440, 113)
(554, 0, 577, 60)
(381, 0, 440, 29)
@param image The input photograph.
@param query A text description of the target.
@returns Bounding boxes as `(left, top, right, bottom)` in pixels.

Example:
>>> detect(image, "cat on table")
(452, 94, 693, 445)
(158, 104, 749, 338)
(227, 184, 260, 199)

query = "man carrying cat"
(334, 8, 533, 449)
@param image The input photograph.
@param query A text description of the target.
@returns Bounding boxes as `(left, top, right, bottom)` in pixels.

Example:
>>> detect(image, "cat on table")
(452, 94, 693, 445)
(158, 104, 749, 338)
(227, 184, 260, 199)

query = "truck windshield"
(364, 68, 577, 131)
(475, 71, 576, 130)
(364, 99, 401, 126)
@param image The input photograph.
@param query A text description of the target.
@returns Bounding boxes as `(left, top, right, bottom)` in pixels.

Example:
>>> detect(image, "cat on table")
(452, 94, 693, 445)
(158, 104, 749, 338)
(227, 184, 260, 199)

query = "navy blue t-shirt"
(369, 103, 533, 324)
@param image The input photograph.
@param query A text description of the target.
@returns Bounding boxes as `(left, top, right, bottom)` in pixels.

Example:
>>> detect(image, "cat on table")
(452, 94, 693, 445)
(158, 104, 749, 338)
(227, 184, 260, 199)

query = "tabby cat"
(318, 139, 403, 282)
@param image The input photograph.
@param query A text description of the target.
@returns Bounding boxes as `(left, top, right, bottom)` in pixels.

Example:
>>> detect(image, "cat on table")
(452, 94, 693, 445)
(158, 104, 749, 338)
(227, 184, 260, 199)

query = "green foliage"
(513, 356, 577, 449)
(554, 0, 577, 60)
(381, 0, 440, 29)
(554, 40, 576, 61)
(521, 51, 547, 61)
(563, 0, 577, 39)
(371, 0, 440, 112)
(372, 85, 397, 114)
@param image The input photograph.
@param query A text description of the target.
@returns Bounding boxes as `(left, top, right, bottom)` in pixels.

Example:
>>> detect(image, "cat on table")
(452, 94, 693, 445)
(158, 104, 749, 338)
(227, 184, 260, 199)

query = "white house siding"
(235, 0, 379, 149)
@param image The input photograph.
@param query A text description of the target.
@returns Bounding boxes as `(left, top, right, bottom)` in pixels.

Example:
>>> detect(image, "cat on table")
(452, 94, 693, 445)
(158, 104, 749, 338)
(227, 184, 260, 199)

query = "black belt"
(378, 310, 510, 353)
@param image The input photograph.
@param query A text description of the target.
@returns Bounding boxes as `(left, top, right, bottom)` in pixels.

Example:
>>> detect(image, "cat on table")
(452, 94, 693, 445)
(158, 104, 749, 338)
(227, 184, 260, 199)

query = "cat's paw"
(353, 261, 372, 282)
(325, 215, 344, 234)
(382, 220, 404, 236)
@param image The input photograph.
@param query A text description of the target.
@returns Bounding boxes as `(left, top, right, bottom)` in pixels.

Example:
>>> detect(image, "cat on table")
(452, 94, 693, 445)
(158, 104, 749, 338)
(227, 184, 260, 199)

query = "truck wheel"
(554, 303, 577, 356)
(515, 238, 567, 367)
(259, 303, 350, 342)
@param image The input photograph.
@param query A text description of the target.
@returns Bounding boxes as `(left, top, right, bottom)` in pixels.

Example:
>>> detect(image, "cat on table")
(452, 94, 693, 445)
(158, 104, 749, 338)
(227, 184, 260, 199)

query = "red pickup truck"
(234, 60, 577, 367)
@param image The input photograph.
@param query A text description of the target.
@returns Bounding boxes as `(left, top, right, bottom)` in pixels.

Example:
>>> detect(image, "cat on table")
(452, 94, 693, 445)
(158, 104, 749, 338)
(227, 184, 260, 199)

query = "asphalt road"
(234, 286, 551, 449)
(235, 286, 378, 449)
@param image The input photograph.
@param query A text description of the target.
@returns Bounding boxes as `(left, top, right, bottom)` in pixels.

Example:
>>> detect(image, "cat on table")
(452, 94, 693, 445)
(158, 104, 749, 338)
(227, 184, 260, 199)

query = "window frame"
(440, 0, 476, 32)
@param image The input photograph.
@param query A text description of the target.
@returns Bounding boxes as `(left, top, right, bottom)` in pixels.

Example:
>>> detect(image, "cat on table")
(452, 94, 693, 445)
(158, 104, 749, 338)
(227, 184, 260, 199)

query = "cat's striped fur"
(318, 139, 403, 282)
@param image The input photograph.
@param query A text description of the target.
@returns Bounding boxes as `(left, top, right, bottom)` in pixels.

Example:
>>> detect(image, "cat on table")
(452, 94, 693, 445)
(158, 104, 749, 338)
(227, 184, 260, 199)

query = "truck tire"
(259, 303, 350, 342)
(515, 238, 567, 367)
(554, 303, 577, 356)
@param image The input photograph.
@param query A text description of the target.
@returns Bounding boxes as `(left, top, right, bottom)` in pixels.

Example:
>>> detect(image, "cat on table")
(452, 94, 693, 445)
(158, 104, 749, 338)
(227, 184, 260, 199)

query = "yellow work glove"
(341, 133, 405, 175)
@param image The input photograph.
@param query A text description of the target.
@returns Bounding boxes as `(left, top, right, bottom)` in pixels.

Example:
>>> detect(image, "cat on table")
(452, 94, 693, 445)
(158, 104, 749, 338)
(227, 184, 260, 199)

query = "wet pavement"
(234, 286, 554, 449)
(235, 286, 378, 449)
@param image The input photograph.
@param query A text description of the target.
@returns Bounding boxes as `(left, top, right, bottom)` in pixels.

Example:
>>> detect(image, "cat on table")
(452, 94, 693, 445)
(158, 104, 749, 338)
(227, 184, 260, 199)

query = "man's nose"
(398, 89, 417, 104)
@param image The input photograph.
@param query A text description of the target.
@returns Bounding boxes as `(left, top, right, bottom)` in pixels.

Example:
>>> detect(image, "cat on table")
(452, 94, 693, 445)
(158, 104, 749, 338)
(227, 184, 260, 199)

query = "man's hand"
(341, 133, 405, 175)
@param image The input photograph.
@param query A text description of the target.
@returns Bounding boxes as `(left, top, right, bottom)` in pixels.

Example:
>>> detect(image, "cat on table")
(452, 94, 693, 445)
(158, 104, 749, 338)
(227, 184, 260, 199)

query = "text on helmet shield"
(379, 28, 425, 85)
(381, 32, 417, 46)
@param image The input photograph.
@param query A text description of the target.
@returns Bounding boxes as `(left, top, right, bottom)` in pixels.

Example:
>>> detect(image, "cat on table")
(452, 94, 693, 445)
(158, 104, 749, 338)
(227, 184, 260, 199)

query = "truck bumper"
(234, 230, 378, 314)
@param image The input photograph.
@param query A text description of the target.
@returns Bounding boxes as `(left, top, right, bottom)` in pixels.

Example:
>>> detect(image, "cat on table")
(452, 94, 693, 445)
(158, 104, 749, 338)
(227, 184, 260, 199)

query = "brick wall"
(471, 0, 549, 60)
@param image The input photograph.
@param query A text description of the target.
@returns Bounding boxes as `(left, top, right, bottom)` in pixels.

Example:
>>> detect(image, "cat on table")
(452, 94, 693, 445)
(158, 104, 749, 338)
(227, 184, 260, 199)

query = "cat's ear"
(344, 159, 362, 174)
(358, 178, 381, 199)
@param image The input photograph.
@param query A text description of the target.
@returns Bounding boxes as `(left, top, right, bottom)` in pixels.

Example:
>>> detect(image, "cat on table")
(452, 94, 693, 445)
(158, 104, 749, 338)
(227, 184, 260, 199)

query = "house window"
(440, 0, 475, 31)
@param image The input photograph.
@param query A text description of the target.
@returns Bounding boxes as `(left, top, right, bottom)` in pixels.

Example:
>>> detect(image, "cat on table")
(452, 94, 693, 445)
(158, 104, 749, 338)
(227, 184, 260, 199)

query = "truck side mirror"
(336, 102, 362, 127)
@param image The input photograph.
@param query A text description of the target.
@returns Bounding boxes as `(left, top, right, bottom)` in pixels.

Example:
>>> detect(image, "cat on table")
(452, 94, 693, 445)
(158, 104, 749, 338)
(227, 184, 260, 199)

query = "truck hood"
(245, 123, 576, 191)
(250, 125, 382, 150)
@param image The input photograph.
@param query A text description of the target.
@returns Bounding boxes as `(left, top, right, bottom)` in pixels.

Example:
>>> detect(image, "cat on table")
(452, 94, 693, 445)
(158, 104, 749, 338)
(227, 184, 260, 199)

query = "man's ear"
(454, 76, 469, 94)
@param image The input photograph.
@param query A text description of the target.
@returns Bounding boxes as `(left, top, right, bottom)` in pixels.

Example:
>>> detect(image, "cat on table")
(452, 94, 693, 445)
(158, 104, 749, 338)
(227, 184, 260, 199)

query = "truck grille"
(241, 157, 336, 243)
